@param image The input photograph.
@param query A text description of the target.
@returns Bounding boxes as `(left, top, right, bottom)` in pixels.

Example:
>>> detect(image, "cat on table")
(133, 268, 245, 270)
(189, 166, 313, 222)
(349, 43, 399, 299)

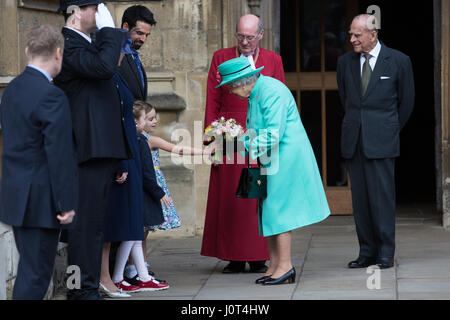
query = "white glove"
(95, 3, 115, 29)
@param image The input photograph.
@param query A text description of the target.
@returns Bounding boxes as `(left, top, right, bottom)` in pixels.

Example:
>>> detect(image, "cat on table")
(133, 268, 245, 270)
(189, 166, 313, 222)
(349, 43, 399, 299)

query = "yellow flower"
(205, 125, 213, 134)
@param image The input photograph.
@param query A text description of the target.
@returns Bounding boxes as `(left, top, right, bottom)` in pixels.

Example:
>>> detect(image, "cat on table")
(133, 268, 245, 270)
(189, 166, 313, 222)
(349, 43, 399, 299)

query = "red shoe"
(138, 278, 170, 291)
(114, 280, 141, 293)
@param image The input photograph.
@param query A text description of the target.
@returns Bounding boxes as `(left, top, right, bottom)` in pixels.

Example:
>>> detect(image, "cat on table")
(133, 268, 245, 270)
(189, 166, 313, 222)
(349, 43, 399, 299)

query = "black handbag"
(235, 156, 267, 200)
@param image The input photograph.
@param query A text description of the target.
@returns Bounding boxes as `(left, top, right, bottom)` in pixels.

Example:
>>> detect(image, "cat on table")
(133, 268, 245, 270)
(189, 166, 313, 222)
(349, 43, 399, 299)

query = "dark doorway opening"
(358, 0, 436, 204)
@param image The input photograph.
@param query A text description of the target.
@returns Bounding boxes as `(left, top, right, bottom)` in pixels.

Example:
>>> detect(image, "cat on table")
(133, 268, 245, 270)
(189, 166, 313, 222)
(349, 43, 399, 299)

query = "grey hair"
(231, 73, 260, 88)
(236, 16, 264, 35)
(353, 14, 379, 33)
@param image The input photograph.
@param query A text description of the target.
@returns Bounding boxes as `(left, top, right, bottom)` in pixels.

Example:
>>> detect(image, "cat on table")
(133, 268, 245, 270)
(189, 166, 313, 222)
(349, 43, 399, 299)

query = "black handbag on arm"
(235, 154, 267, 200)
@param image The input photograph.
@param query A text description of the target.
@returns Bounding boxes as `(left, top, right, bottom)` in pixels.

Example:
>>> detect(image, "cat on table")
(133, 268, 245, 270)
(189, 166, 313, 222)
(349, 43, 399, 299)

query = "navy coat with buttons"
(0, 67, 78, 229)
(137, 133, 165, 227)
(103, 73, 145, 242)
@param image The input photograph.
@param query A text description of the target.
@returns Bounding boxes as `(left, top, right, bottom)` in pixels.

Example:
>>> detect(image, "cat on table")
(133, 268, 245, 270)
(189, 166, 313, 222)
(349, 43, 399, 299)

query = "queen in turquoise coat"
(215, 57, 330, 285)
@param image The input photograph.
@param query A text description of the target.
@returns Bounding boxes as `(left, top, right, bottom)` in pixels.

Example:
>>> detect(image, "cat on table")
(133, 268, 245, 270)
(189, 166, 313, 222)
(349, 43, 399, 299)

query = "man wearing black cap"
(54, 1, 130, 300)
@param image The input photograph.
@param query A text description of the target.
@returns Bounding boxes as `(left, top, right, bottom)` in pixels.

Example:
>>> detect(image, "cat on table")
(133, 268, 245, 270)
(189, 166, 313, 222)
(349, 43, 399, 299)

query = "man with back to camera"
(0, 24, 78, 300)
(337, 14, 415, 270)
(54, 0, 130, 300)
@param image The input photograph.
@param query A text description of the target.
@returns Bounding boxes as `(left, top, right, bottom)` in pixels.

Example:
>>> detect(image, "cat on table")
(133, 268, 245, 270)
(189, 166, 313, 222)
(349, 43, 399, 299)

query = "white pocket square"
(380, 76, 391, 80)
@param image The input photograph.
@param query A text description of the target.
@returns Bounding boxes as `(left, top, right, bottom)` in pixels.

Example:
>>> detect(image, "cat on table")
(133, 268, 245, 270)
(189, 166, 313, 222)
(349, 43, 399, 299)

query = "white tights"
(112, 240, 152, 283)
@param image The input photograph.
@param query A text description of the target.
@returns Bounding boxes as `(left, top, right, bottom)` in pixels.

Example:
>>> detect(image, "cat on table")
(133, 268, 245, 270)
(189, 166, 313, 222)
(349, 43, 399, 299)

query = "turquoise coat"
(239, 75, 330, 237)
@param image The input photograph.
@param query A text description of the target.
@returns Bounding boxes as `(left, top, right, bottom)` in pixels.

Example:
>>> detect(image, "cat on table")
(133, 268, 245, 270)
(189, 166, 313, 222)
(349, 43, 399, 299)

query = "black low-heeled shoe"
(222, 261, 246, 274)
(255, 275, 272, 284)
(263, 268, 296, 285)
(248, 261, 268, 273)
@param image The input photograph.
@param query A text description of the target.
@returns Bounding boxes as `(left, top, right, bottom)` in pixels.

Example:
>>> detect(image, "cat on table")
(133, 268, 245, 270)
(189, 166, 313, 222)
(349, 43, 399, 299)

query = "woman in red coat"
(201, 14, 285, 273)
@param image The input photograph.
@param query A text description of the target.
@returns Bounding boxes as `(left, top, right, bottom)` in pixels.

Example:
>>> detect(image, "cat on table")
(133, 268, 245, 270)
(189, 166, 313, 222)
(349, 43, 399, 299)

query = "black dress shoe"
(348, 256, 376, 269)
(375, 257, 394, 269)
(255, 275, 272, 284)
(248, 261, 268, 273)
(263, 268, 296, 285)
(222, 261, 246, 274)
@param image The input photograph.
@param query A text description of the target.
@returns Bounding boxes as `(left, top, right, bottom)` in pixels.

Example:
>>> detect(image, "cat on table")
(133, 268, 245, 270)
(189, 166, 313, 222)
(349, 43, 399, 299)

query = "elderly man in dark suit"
(337, 14, 415, 270)
(54, 0, 130, 300)
(0, 25, 78, 300)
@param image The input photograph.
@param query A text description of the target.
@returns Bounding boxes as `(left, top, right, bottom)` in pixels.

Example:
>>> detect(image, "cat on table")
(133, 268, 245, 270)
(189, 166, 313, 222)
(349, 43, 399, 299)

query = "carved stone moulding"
(18, 0, 59, 12)
(247, 0, 261, 16)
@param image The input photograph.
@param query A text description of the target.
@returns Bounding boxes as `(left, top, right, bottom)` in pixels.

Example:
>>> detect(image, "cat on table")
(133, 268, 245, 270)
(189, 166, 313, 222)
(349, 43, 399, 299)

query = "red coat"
(201, 46, 285, 261)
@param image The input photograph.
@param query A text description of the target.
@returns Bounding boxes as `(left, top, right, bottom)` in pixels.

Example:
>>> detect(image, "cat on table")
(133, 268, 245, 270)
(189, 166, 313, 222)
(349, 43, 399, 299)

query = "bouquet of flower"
(205, 117, 244, 162)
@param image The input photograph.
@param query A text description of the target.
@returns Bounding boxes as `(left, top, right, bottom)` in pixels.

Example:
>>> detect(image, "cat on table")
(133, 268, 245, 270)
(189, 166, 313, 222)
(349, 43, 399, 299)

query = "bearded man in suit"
(119, 5, 156, 101)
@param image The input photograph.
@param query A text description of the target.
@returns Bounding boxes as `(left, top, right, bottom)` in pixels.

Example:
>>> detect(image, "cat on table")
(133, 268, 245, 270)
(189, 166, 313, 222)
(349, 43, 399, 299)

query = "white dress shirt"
(240, 47, 258, 70)
(63, 26, 92, 43)
(360, 40, 381, 75)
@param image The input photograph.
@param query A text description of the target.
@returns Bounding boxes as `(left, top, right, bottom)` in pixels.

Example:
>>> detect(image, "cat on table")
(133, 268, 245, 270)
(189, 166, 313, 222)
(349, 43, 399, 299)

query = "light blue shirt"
(27, 64, 52, 82)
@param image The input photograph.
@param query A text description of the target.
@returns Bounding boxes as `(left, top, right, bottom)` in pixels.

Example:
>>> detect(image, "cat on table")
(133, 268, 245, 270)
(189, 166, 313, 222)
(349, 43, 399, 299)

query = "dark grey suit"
(118, 53, 147, 101)
(337, 42, 415, 259)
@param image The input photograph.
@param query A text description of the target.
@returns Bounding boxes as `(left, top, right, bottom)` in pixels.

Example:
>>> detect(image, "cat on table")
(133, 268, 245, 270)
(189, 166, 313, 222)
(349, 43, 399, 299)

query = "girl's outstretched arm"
(147, 135, 213, 155)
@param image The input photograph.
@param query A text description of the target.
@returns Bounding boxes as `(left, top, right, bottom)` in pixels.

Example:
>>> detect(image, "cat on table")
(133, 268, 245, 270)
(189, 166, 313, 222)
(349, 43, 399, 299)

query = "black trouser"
(12, 226, 60, 300)
(67, 158, 118, 300)
(346, 138, 396, 259)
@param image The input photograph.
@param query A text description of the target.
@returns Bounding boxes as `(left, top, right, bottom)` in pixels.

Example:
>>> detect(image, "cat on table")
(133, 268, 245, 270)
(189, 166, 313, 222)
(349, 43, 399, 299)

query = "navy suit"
(0, 66, 78, 299)
(54, 27, 130, 300)
(337, 42, 415, 259)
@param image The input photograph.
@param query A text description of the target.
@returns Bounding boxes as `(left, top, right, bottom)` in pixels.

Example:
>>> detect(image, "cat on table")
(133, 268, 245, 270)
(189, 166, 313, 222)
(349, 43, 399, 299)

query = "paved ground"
(102, 202, 450, 301)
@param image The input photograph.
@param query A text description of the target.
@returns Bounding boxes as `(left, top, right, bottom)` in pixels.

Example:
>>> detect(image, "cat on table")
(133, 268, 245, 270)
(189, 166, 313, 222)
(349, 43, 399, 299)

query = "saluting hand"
(95, 3, 115, 30)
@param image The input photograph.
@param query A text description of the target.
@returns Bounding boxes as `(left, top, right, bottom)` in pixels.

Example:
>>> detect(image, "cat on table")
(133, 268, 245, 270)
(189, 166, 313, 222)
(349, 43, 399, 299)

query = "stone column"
(0, 0, 20, 77)
(441, 0, 450, 227)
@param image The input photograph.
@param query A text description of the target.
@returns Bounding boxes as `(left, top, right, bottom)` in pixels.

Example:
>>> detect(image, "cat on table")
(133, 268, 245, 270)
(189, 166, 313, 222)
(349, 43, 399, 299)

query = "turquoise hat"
(216, 57, 264, 88)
